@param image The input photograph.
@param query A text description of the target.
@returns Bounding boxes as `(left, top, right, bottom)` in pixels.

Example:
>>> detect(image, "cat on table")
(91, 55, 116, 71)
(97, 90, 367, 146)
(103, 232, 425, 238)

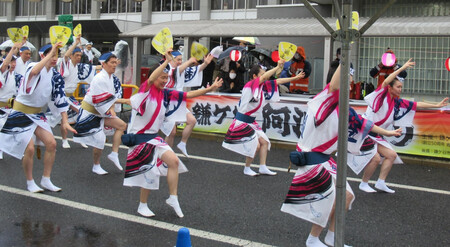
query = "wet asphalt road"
(0, 133, 449, 247)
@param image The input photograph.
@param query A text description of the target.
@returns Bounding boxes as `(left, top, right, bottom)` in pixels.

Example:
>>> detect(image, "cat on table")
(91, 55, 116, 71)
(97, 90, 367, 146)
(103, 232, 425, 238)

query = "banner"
(186, 94, 450, 159)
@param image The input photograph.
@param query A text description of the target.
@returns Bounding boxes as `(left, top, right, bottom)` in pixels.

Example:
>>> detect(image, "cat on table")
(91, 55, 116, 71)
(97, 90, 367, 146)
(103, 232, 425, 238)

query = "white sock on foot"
(176, 142, 189, 158)
(107, 152, 123, 170)
(359, 182, 376, 193)
(40, 176, 61, 192)
(92, 164, 108, 175)
(306, 234, 327, 247)
(258, 165, 277, 176)
(80, 143, 88, 149)
(324, 230, 352, 247)
(243, 167, 258, 176)
(27, 179, 44, 193)
(375, 179, 395, 193)
(166, 195, 184, 218)
(62, 139, 70, 149)
(137, 202, 155, 217)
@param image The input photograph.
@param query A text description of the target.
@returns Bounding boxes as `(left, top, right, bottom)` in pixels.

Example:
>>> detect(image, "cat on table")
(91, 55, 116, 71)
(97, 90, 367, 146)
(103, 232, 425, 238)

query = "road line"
(57, 136, 450, 195)
(0, 184, 273, 247)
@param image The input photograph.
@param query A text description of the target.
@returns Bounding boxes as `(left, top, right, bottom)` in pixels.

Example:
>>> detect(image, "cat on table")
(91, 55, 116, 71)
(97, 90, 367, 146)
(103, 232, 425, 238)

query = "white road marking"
(0, 184, 273, 247)
(56, 136, 450, 196)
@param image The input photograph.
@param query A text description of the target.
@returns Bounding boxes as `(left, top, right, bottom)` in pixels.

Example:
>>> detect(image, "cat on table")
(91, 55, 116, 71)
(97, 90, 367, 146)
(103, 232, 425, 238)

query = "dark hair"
(249, 64, 262, 78)
(104, 54, 117, 63)
(43, 47, 56, 56)
(336, 48, 341, 56)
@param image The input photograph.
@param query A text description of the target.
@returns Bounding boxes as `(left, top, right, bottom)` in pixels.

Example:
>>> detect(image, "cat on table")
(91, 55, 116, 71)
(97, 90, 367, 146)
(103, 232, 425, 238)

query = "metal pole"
(335, 0, 352, 246)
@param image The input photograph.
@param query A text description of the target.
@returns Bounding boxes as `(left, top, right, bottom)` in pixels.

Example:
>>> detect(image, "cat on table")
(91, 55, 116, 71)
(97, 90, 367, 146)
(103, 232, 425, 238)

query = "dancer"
(0, 42, 75, 192)
(163, 51, 214, 158)
(14, 46, 32, 76)
(123, 50, 222, 218)
(355, 59, 448, 193)
(0, 40, 24, 160)
(56, 35, 96, 148)
(280, 63, 402, 247)
(72, 52, 127, 175)
(222, 60, 304, 176)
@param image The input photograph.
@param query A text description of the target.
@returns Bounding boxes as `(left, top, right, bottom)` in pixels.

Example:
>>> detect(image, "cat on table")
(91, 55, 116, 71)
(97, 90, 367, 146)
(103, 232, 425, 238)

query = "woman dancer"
(355, 59, 448, 193)
(123, 50, 222, 218)
(280, 64, 402, 247)
(222, 60, 304, 176)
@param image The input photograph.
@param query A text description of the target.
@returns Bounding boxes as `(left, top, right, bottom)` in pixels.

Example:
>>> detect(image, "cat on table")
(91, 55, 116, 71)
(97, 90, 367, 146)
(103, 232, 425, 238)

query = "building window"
(360, 0, 450, 17)
(211, 0, 260, 10)
(16, 0, 45, 16)
(359, 36, 450, 96)
(100, 0, 142, 13)
(57, 0, 91, 15)
(152, 0, 200, 12)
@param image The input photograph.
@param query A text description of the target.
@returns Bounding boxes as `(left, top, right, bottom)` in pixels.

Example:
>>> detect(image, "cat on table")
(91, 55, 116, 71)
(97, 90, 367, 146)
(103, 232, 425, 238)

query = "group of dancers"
(0, 37, 448, 247)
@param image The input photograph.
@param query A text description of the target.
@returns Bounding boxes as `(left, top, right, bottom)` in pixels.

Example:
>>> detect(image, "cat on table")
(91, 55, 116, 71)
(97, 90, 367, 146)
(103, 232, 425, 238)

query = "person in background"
(0, 40, 25, 160)
(14, 46, 32, 76)
(326, 48, 341, 84)
(56, 35, 98, 149)
(81, 42, 94, 64)
(288, 46, 312, 93)
(369, 48, 407, 89)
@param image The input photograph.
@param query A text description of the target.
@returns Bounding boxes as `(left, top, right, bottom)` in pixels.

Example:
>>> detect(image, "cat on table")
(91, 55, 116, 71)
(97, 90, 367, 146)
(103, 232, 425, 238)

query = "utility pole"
(300, 0, 397, 246)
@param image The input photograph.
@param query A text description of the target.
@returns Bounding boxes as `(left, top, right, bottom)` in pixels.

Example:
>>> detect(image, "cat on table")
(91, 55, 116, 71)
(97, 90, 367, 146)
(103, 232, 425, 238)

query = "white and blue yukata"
(0, 68, 22, 130)
(123, 84, 188, 190)
(160, 63, 203, 135)
(47, 59, 96, 126)
(280, 84, 374, 227)
(0, 63, 69, 159)
(222, 77, 279, 158)
(72, 69, 122, 149)
(347, 84, 416, 174)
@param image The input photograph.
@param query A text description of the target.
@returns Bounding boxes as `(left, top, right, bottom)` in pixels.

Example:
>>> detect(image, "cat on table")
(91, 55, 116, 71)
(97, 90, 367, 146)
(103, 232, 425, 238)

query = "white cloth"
(123, 84, 188, 190)
(14, 57, 30, 76)
(222, 78, 279, 158)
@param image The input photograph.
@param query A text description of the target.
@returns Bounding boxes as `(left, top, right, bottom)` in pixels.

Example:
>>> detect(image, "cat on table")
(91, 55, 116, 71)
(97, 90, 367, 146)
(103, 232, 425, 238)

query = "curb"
(184, 130, 449, 169)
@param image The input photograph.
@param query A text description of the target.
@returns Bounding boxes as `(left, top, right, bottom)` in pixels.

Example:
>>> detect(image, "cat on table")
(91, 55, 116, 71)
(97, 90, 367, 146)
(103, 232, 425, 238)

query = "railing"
(73, 82, 139, 101)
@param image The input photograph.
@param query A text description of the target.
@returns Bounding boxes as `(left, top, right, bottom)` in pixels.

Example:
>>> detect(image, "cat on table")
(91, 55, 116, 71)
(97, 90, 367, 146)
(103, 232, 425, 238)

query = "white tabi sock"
(306, 234, 327, 247)
(138, 202, 155, 217)
(27, 179, 44, 193)
(324, 230, 352, 247)
(359, 181, 376, 193)
(258, 164, 277, 176)
(40, 176, 62, 192)
(107, 152, 123, 171)
(166, 195, 184, 218)
(92, 164, 108, 175)
(375, 179, 395, 193)
(243, 166, 258, 176)
(176, 141, 189, 158)
(62, 139, 70, 149)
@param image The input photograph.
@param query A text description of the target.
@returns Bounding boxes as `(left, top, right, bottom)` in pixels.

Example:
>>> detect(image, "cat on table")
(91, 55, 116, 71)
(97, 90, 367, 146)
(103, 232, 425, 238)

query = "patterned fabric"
(0, 70, 22, 102)
(222, 78, 279, 157)
(281, 83, 371, 227)
(123, 85, 188, 190)
(73, 69, 121, 149)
